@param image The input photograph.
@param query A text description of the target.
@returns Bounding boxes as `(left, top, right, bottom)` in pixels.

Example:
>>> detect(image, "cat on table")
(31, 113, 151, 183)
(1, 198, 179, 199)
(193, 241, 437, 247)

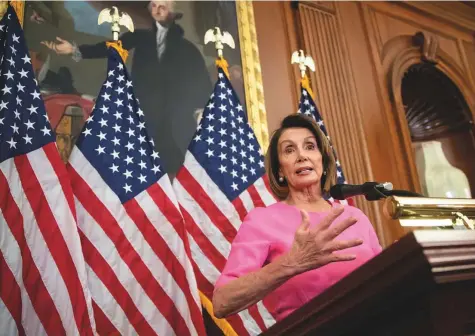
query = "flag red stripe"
(125, 189, 205, 336)
(178, 170, 275, 333)
(177, 178, 268, 334)
(232, 196, 248, 222)
(148, 183, 206, 335)
(247, 185, 266, 208)
(79, 231, 154, 335)
(43, 143, 77, 221)
(262, 175, 274, 197)
(69, 167, 191, 336)
(15, 154, 94, 335)
(235, 194, 270, 332)
(0, 253, 26, 336)
(178, 168, 236, 243)
(249, 184, 279, 329)
(0, 169, 65, 335)
(91, 298, 120, 336)
(180, 205, 227, 271)
(191, 261, 249, 336)
(247, 304, 267, 332)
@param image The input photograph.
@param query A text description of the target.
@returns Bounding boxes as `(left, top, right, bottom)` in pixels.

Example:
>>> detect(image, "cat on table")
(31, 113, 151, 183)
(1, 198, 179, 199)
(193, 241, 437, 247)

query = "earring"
(323, 171, 327, 175)
(278, 176, 284, 183)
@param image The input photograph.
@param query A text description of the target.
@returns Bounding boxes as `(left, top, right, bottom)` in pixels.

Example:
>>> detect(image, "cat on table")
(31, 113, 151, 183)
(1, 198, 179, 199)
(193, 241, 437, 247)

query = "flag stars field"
(74, 56, 162, 201)
(173, 67, 277, 335)
(0, 6, 95, 335)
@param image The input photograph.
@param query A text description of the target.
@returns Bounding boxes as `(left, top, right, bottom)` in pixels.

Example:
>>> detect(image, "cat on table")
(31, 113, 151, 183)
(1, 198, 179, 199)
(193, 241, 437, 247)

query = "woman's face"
(277, 127, 323, 191)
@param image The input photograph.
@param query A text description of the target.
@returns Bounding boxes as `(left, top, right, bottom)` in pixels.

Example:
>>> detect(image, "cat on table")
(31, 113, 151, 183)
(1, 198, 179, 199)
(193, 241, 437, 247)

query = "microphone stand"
(364, 187, 424, 201)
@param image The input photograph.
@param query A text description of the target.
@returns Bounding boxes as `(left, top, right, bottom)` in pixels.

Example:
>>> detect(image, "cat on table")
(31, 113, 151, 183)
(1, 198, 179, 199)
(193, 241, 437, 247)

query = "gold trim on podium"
(384, 196, 475, 230)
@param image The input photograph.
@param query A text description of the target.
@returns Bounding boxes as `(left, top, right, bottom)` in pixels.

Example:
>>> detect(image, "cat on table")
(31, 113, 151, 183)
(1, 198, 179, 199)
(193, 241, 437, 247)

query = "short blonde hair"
(265, 114, 337, 200)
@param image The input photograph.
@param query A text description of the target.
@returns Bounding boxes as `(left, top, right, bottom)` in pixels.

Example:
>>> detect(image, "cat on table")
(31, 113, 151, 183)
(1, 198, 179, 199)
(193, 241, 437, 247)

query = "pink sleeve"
(367, 220, 383, 254)
(214, 208, 270, 290)
(350, 206, 383, 254)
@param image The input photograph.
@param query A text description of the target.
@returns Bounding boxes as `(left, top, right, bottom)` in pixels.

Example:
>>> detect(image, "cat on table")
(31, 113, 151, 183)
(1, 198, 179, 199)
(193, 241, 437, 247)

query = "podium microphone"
(329, 182, 394, 201)
(330, 182, 424, 201)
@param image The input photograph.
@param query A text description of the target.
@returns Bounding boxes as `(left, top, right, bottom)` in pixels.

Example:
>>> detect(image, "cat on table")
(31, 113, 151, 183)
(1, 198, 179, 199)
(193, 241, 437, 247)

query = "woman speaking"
(212, 114, 382, 321)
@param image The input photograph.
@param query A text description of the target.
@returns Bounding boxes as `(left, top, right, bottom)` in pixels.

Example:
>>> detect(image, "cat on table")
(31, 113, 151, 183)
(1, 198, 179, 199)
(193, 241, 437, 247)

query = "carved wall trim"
(297, 2, 382, 243)
(282, 2, 302, 106)
(398, 2, 475, 34)
(358, 2, 475, 243)
(300, 1, 336, 15)
(385, 32, 475, 193)
(236, 1, 270, 151)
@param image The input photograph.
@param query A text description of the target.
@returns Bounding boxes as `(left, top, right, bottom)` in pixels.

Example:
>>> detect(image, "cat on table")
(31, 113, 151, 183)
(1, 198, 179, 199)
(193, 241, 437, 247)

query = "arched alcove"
(384, 31, 475, 197)
(402, 63, 475, 198)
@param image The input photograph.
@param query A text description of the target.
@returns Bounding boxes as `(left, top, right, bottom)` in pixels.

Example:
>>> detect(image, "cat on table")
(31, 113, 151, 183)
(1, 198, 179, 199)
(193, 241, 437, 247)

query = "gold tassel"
(199, 291, 237, 336)
(215, 57, 230, 79)
(106, 40, 129, 63)
(301, 74, 316, 101)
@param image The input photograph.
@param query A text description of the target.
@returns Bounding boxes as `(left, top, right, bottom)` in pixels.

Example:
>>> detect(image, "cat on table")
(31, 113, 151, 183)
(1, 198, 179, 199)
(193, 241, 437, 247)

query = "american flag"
(297, 78, 352, 204)
(0, 6, 96, 335)
(67, 46, 205, 335)
(173, 67, 277, 335)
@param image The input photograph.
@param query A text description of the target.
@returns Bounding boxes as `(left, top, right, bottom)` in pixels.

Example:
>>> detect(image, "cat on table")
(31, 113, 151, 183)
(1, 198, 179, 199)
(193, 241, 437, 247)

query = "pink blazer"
(215, 201, 383, 321)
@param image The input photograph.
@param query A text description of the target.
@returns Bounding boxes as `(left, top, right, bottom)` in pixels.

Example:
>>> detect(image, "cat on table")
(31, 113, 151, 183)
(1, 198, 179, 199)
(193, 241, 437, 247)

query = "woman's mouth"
(295, 167, 314, 175)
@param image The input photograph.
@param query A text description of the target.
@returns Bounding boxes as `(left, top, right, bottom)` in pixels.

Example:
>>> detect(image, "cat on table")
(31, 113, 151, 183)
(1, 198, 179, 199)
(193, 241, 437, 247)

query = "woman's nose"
(296, 152, 307, 162)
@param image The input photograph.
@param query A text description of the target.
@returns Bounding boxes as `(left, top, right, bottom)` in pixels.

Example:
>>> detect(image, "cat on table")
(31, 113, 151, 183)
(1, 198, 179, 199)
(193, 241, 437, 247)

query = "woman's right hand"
(284, 206, 363, 274)
(41, 37, 74, 55)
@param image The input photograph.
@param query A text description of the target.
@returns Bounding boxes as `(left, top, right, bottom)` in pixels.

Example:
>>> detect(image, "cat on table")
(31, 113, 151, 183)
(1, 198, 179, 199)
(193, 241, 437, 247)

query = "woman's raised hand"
(285, 206, 363, 274)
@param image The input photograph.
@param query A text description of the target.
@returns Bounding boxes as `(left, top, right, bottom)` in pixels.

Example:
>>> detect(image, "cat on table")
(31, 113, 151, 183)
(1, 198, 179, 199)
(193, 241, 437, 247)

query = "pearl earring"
(279, 176, 284, 183)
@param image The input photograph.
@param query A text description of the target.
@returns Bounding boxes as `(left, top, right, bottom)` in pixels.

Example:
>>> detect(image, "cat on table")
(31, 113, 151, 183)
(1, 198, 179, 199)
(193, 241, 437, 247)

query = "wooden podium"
(261, 229, 475, 336)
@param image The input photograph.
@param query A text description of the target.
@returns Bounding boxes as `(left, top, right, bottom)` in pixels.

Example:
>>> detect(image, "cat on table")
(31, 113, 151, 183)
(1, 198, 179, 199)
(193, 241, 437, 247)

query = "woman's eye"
(285, 147, 294, 153)
(306, 144, 316, 150)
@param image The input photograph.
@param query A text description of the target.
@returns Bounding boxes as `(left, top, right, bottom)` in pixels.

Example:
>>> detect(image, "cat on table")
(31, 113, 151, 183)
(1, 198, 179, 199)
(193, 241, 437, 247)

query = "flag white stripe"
(254, 178, 277, 207)
(160, 175, 181, 210)
(187, 234, 221, 285)
(28, 149, 95, 326)
(85, 264, 137, 336)
(0, 208, 46, 336)
(188, 233, 263, 336)
(237, 309, 262, 336)
(1, 157, 78, 335)
(71, 149, 196, 335)
(183, 153, 242, 229)
(174, 172, 270, 335)
(75, 199, 174, 336)
(256, 301, 276, 329)
(174, 179, 231, 259)
(138, 177, 201, 309)
(239, 190, 254, 213)
(0, 297, 19, 336)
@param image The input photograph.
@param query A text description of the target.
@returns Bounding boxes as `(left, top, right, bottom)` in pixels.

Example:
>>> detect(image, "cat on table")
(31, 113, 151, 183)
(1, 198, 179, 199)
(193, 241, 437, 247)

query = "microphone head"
(329, 184, 347, 200)
(378, 182, 393, 191)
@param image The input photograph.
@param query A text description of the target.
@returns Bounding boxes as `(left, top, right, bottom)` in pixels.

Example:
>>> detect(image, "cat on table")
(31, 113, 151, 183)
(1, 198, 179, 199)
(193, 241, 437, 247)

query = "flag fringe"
(215, 57, 230, 79)
(301, 74, 316, 101)
(106, 41, 129, 63)
(199, 291, 237, 336)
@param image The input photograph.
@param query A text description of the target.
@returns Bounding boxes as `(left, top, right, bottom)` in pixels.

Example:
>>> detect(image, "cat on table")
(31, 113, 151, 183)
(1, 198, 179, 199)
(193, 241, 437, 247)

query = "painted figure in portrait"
(23, 0, 245, 177)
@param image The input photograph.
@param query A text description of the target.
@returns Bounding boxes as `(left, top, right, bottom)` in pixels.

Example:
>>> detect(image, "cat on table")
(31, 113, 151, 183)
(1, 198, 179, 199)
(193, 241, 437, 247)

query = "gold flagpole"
(97, 6, 134, 63)
(204, 26, 236, 79)
(200, 26, 239, 336)
(291, 49, 316, 100)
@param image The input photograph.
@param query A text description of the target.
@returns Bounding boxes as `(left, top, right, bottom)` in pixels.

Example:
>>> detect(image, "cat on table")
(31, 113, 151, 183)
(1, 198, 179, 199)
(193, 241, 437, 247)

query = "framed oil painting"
(5, 0, 268, 178)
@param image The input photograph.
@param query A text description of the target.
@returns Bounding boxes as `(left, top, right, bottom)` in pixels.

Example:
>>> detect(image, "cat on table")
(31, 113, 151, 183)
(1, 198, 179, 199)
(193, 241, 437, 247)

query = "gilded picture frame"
(2, 0, 270, 163)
